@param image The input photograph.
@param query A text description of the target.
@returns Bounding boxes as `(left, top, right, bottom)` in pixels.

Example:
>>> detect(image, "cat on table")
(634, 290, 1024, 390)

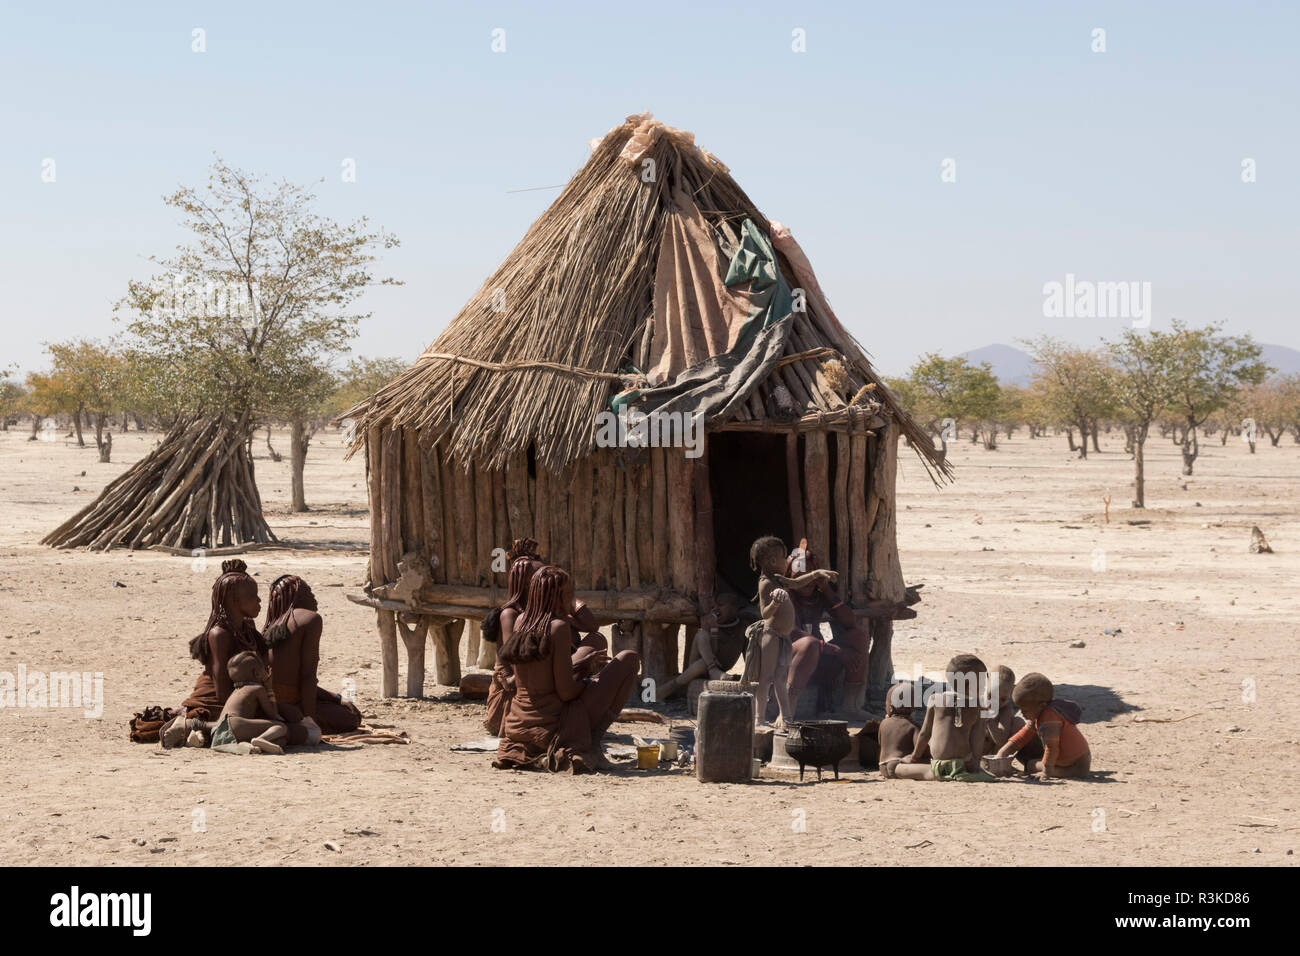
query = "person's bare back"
(220, 682, 277, 722)
(877, 714, 917, 763)
(883, 655, 992, 781)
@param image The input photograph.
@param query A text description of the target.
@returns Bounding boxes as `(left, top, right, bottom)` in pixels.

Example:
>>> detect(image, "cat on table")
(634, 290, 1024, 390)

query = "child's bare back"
(877, 715, 917, 763)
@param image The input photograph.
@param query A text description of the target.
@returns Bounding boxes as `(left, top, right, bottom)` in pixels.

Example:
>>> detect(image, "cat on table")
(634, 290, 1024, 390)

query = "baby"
(876, 682, 919, 764)
(213, 652, 292, 754)
(882, 654, 994, 781)
(995, 673, 1090, 778)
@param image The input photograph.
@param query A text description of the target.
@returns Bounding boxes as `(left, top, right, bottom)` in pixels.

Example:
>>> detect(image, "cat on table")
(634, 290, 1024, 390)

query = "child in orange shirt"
(995, 672, 1090, 779)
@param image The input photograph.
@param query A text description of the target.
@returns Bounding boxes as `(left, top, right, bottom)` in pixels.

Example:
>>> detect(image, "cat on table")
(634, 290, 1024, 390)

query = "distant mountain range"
(950, 342, 1300, 387)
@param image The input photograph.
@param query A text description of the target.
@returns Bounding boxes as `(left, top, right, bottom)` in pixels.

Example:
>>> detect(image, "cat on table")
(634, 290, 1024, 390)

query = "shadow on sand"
(1054, 683, 1141, 724)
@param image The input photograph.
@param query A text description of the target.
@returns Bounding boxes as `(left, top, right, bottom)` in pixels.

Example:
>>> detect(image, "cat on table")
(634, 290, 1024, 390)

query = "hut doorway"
(707, 432, 793, 602)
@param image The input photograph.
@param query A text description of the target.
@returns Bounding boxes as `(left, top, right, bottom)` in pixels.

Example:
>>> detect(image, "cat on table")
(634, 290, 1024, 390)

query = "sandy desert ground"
(1, 422, 1296, 866)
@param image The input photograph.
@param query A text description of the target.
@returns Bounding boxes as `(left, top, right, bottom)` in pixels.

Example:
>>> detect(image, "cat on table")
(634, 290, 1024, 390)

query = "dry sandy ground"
(1, 424, 1296, 866)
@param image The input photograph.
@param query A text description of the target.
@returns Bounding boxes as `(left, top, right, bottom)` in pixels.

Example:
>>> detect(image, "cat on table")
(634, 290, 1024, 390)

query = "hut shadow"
(1054, 684, 1141, 723)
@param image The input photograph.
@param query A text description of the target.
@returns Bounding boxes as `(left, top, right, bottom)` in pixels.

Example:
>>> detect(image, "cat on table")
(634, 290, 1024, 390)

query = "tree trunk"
(1132, 432, 1146, 508)
(98, 431, 112, 463)
(1066, 427, 1076, 451)
(28, 416, 39, 441)
(94, 412, 105, 450)
(74, 405, 85, 447)
(1090, 423, 1100, 453)
(1075, 419, 1088, 459)
(290, 418, 311, 512)
(265, 426, 282, 462)
(1181, 423, 1198, 476)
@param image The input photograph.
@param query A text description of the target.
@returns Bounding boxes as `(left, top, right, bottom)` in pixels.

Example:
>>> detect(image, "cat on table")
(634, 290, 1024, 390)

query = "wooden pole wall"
(802, 430, 829, 566)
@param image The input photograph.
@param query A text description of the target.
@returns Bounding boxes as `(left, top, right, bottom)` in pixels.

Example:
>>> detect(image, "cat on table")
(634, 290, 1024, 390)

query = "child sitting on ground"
(995, 672, 1089, 778)
(877, 682, 919, 764)
(984, 665, 1044, 769)
(881, 654, 994, 781)
(211, 652, 295, 754)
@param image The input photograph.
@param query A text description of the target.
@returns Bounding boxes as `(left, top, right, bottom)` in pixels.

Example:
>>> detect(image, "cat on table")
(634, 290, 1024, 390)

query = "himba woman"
(179, 560, 269, 721)
(262, 574, 362, 736)
(493, 565, 639, 773)
(483, 539, 609, 735)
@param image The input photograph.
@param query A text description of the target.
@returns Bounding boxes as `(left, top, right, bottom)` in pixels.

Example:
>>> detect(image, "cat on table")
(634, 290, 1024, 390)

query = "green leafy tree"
(1161, 322, 1269, 475)
(1022, 337, 1114, 458)
(1107, 328, 1178, 507)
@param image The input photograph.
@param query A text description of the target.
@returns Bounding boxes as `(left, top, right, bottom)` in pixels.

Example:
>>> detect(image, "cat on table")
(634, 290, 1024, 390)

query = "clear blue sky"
(3, 0, 1297, 377)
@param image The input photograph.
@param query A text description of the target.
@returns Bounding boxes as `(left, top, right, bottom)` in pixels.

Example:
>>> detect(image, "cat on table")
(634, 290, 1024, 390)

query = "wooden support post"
(833, 430, 851, 578)
(533, 466, 551, 562)
(803, 430, 830, 565)
(366, 429, 383, 587)
(635, 460, 654, 583)
(397, 613, 429, 698)
(551, 465, 573, 573)
(420, 444, 446, 583)
(866, 422, 904, 710)
(661, 623, 681, 678)
(612, 619, 645, 706)
(402, 428, 425, 556)
(612, 462, 628, 590)
(439, 448, 459, 585)
(492, 468, 509, 589)
(453, 464, 477, 586)
(786, 431, 806, 544)
(848, 428, 871, 606)
(376, 608, 398, 699)
(464, 618, 481, 669)
(692, 449, 714, 610)
(591, 452, 615, 590)
(505, 451, 533, 543)
(477, 634, 497, 670)
(867, 619, 894, 709)
(571, 460, 593, 589)
(474, 464, 495, 587)
(432, 618, 464, 686)
(623, 460, 641, 588)
(642, 622, 670, 688)
(664, 451, 695, 596)
(380, 426, 402, 589)
(651, 448, 669, 588)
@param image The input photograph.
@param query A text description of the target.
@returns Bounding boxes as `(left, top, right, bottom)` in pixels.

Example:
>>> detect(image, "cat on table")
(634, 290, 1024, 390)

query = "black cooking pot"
(784, 719, 852, 781)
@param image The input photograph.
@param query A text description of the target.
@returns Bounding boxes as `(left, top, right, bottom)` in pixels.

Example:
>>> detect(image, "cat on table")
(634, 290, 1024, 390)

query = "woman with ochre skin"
(493, 566, 639, 773)
(262, 574, 362, 735)
(180, 561, 268, 721)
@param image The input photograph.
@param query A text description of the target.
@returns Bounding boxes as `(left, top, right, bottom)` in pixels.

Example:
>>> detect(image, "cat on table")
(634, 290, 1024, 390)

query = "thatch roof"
(346, 114, 947, 479)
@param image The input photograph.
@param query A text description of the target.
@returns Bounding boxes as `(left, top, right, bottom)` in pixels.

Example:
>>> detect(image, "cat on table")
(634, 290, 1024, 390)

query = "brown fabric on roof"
(647, 183, 750, 385)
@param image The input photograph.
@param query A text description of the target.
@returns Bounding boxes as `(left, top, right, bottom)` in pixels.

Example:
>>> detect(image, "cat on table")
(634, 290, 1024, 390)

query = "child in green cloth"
(881, 654, 995, 781)
(210, 651, 291, 755)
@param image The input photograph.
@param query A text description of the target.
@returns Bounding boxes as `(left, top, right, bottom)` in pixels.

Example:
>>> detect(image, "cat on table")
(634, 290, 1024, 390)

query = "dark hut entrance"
(708, 432, 793, 601)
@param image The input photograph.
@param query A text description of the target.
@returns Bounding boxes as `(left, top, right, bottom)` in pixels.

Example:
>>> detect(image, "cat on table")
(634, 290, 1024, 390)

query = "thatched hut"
(343, 114, 946, 706)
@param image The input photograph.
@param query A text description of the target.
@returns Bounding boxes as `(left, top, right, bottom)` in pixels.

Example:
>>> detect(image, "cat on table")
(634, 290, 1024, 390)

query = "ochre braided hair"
(189, 567, 263, 663)
(498, 565, 570, 665)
